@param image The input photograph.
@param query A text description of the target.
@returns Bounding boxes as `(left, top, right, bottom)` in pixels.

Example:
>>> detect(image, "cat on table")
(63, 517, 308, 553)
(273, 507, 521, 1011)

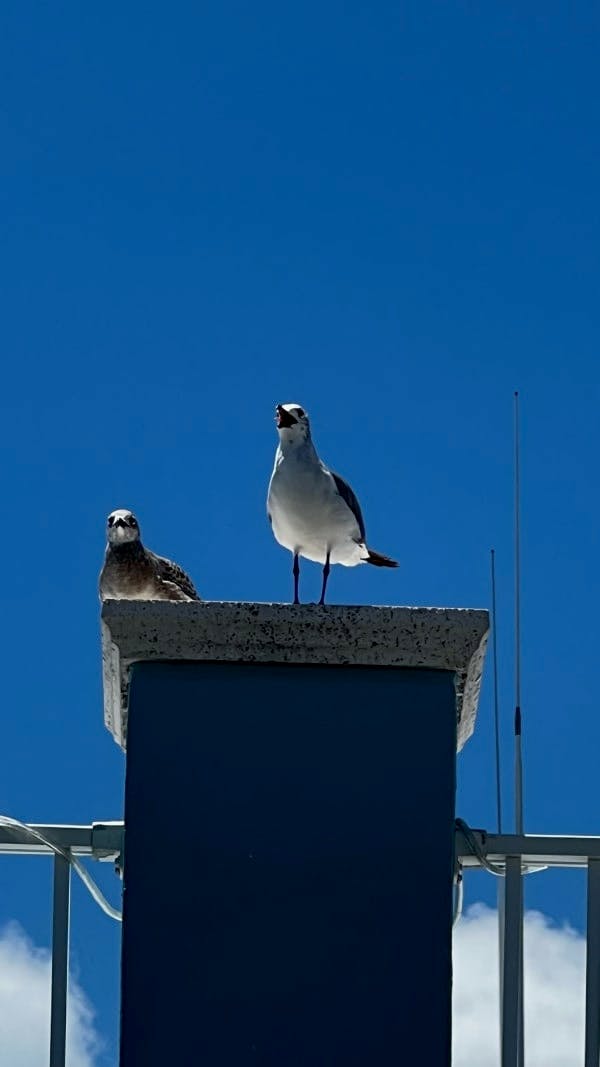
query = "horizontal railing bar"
(457, 829, 600, 868)
(0, 822, 123, 858)
(2, 823, 597, 864)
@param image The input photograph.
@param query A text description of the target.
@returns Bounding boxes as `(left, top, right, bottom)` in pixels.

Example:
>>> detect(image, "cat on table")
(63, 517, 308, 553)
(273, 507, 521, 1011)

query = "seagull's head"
(107, 509, 141, 545)
(275, 403, 311, 445)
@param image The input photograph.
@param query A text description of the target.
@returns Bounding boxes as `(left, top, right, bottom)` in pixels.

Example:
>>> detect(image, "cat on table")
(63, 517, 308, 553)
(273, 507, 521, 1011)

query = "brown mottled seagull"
(99, 509, 200, 602)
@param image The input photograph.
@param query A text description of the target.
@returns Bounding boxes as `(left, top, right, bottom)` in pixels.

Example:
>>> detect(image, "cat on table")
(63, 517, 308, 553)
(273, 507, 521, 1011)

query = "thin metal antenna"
(497, 395, 526, 1067)
(513, 391, 525, 1067)
(490, 548, 502, 833)
(514, 391, 523, 836)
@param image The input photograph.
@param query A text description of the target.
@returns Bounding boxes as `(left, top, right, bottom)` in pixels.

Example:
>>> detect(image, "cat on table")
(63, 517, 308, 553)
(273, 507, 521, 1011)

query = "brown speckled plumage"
(99, 512, 200, 602)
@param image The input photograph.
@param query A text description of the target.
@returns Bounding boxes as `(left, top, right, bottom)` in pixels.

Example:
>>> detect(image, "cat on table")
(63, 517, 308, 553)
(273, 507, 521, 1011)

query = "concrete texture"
(101, 601, 489, 752)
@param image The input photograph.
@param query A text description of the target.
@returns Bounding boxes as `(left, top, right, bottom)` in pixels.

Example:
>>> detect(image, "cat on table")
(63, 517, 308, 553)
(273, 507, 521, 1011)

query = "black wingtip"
(365, 549, 399, 568)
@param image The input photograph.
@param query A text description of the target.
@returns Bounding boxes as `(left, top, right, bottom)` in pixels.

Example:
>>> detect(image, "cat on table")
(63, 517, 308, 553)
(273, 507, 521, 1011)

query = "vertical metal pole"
(513, 392, 525, 1067)
(585, 858, 600, 1067)
(498, 879, 505, 1050)
(517, 901, 525, 1067)
(501, 856, 523, 1067)
(49, 853, 70, 1067)
(490, 548, 503, 834)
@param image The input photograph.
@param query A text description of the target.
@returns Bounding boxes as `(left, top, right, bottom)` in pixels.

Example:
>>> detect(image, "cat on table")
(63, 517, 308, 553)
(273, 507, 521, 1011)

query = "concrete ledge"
(101, 601, 489, 752)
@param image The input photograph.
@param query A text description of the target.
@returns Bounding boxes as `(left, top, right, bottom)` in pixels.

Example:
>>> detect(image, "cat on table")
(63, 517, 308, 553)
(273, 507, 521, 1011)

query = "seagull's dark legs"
(319, 551, 331, 606)
(293, 553, 300, 604)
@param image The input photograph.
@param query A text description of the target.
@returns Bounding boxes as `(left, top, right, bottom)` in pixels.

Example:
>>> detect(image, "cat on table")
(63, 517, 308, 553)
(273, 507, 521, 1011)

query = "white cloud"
(0, 922, 102, 1067)
(453, 904, 586, 1066)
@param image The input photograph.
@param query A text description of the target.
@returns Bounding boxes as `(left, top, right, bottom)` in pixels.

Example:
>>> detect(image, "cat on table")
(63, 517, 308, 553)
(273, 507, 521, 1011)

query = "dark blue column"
(120, 661, 457, 1067)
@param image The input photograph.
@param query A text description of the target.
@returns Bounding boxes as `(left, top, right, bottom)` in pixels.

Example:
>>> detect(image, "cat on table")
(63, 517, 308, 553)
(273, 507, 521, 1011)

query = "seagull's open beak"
(276, 405, 298, 429)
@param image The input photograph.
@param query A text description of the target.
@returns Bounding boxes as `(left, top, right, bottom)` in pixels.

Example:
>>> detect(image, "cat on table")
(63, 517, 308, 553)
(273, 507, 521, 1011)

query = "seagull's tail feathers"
(364, 548, 399, 568)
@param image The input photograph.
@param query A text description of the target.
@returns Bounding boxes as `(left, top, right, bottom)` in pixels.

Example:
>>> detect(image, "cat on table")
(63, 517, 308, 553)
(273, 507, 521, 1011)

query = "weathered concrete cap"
(101, 601, 489, 752)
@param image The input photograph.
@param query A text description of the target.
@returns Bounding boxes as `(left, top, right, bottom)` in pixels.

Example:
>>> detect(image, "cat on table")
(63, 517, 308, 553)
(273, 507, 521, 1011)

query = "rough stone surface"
(101, 601, 489, 752)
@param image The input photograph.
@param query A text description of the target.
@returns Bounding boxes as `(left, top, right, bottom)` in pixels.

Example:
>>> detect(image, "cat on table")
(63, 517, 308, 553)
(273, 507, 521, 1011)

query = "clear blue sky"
(0, 4, 599, 1062)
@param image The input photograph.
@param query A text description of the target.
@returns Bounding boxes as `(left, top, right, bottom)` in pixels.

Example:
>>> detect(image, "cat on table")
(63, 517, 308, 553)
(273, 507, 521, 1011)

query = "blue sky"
(0, 3, 599, 1062)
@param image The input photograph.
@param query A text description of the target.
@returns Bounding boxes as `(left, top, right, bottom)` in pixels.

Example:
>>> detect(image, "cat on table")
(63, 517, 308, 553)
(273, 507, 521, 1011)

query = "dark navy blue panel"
(120, 662, 457, 1067)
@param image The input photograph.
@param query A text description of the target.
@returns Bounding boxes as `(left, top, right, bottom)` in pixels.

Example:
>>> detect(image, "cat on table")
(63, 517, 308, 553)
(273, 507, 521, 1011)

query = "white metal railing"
(456, 822, 600, 1067)
(0, 821, 124, 1067)
(2, 818, 597, 1066)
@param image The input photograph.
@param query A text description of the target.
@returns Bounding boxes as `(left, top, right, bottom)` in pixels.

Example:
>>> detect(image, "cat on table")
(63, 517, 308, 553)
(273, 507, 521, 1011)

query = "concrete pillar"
(102, 602, 488, 1067)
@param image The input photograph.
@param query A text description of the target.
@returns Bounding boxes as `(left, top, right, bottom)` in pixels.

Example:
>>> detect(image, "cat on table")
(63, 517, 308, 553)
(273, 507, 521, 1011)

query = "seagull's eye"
(296, 408, 305, 418)
(129, 518, 137, 527)
(108, 517, 114, 526)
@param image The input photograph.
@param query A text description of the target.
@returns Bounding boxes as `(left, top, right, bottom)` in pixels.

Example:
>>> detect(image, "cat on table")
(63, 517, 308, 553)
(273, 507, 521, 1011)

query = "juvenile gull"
(267, 403, 398, 604)
(99, 509, 200, 602)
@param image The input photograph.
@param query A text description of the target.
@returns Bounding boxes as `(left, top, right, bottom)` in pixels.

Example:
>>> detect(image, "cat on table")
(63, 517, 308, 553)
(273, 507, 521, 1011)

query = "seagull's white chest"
(268, 447, 364, 566)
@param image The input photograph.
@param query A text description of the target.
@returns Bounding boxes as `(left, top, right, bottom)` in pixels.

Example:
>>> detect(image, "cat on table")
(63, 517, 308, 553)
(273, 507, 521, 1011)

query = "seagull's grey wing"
(149, 551, 200, 600)
(329, 469, 366, 541)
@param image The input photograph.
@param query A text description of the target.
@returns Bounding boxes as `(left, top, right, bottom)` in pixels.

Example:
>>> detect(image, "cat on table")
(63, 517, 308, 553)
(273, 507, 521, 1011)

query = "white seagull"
(99, 509, 200, 602)
(267, 402, 398, 604)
